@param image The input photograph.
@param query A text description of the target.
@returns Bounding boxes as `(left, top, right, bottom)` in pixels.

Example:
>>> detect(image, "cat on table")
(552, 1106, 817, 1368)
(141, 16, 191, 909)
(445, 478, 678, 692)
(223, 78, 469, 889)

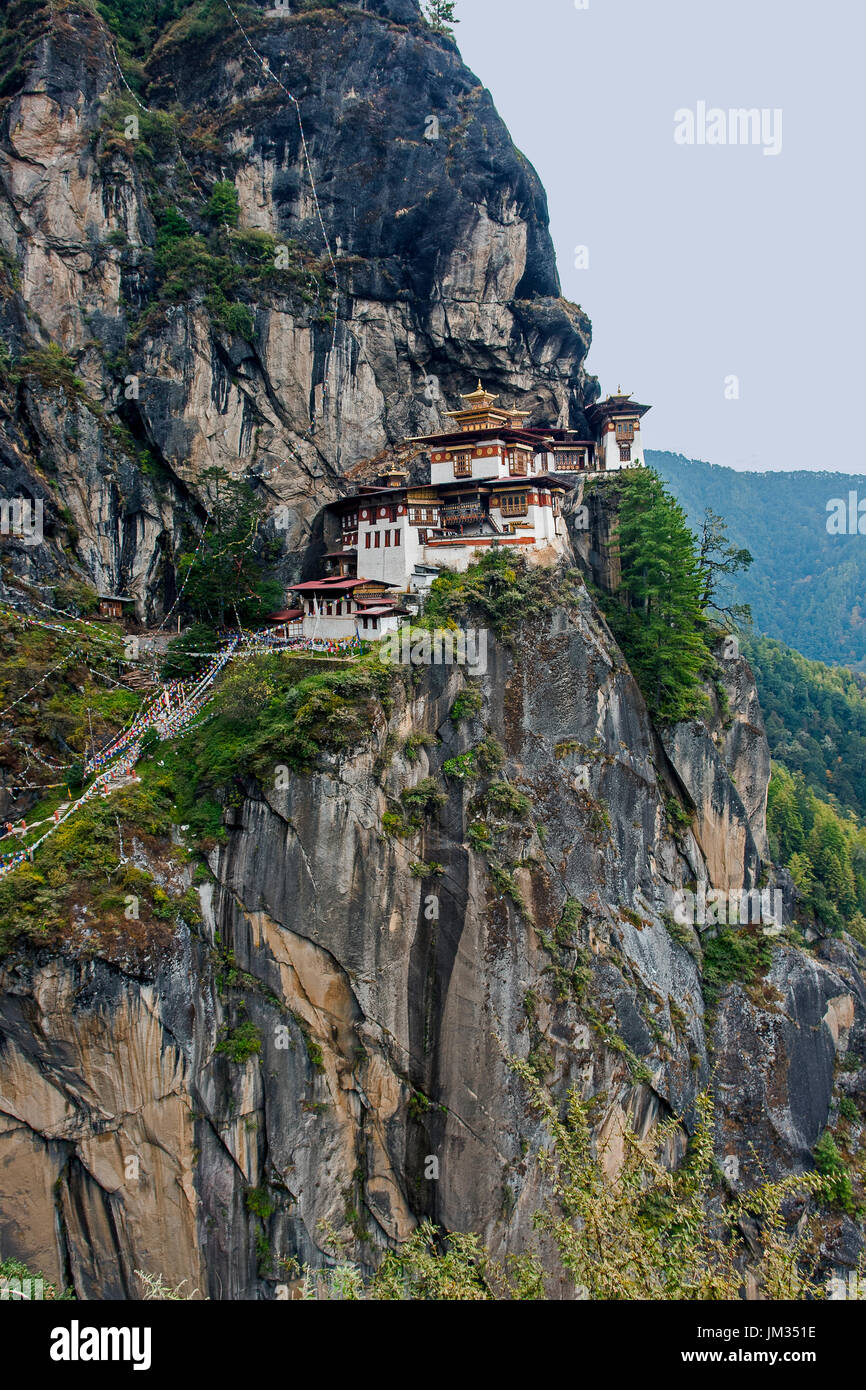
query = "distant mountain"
(743, 635, 866, 821)
(649, 451, 866, 668)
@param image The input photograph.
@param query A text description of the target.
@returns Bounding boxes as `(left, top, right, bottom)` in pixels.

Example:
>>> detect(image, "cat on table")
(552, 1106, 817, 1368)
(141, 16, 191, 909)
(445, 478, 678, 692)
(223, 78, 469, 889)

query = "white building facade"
(276, 382, 651, 643)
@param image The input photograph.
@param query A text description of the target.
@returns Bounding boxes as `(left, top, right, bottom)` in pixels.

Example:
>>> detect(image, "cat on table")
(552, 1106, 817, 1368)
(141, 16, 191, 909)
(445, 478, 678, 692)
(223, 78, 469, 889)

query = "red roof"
(491, 474, 574, 490)
(408, 426, 552, 447)
(264, 609, 303, 623)
(289, 577, 395, 592)
(357, 606, 409, 618)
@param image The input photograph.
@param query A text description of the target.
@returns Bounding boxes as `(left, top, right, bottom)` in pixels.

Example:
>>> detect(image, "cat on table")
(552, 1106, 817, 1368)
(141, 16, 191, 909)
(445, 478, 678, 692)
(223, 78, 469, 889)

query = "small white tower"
(586, 389, 651, 472)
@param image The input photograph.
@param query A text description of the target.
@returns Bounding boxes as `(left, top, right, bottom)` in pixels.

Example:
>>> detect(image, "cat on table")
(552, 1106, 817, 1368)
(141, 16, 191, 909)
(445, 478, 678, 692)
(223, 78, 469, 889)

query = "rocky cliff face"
(0, 593, 714, 1296)
(0, 0, 595, 617)
(2, 580, 864, 1298)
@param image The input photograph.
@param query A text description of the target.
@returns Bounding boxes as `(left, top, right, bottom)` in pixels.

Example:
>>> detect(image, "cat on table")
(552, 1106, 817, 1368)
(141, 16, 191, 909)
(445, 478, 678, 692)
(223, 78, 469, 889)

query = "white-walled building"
(287, 577, 407, 641)
(585, 389, 650, 471)
(419, 381, 650, 480)
(273, 382, 650, 643)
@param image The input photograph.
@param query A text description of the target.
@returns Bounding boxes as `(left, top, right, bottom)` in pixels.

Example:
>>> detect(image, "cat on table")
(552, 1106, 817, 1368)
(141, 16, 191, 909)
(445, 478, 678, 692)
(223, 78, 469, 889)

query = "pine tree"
(423, 0, 459, 36)
(767, 771, 806, 859)
(787, 851, 815, 896)
(808, 809, 857, 912)
(604, 468, 709, 722)
(206, 179, 240, 228)
(178, 468, 282, 629)
(696, 508, 753, 626)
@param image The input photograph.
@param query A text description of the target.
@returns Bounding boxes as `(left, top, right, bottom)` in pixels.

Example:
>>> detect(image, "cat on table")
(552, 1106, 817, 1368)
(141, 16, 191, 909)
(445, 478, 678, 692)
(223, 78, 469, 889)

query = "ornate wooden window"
(554, 450, 585, 471)
(499, 493, 528, 517)
(507, 449, 527, 476)
(619, 443, 632, 463)
(453, 452, 472, 477)
(615, 420, 635, 441)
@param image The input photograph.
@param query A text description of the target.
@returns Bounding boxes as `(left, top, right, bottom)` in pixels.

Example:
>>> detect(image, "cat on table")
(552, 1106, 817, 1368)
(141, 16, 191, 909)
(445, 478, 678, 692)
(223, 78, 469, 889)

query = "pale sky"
(455, 0, 864, 472)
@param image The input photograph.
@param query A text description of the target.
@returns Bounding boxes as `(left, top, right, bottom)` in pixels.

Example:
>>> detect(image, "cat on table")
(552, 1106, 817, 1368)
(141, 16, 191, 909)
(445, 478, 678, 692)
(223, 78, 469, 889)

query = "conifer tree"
(605, 468, 708, 722)
(696, 507, 753, 626)
(767, 774, 806, 859)
(423, 0, 459, 36)
(808, 809, 857, 912)
(177, 467, 282, 630)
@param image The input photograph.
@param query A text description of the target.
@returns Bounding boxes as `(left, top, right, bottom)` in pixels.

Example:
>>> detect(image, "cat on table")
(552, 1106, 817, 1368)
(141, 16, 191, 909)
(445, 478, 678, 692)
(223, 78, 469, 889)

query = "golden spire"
(460, 380, 498, 407)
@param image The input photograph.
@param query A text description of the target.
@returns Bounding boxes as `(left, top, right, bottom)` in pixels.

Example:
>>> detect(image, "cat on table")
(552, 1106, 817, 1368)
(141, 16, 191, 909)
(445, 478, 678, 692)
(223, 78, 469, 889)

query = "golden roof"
(443, 381, 531, 428)
(460, 379, 499, 407)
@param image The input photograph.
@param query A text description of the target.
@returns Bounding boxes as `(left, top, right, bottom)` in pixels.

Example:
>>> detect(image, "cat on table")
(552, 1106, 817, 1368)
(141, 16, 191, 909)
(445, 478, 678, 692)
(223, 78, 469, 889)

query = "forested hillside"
(768, 766, 866, 941)
(651, 452, 866, 669)
(745, 636, 866, 821)
(734, 636, 866, 939)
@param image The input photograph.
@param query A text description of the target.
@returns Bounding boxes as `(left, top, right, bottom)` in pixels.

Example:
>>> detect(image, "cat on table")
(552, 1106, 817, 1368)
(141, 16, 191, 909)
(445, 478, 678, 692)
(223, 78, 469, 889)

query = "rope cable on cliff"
(106, 43, 205, 198)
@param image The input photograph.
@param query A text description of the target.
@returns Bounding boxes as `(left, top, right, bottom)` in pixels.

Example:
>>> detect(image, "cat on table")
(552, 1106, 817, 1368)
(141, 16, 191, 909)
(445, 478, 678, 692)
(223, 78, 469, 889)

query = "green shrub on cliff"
(0, 786, 191, 957)
(17, 344, 86, 397)
(288, 1083, 831, 1301)
(449, 683, 482, 723)
(701, 926, 774, 1013)
(424, 549, 582, 642)
(215, 1019, 262, 1064)
(813, 1131, 857, 1216)
(0, 1255, 72, 1301)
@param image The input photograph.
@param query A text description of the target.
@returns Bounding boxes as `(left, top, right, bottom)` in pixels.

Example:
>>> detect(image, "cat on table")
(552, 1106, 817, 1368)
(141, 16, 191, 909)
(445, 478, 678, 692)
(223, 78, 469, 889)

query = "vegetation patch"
(768, 762, 866, 939)
(402, 731, 437, 762)
(701, 926, 774, 1013)
(424, 549, 583, 644)
(478, 781, 530, 822)
(665, 796, 693, 833)
(449, 683, 482, 724)
(813, 1130, 857, 1216)
(245, 1184, 275, 1221)
(0, 1254, 71, 1301)
(215, 1019, 262, 1064)
(442, 735, 503, 782)
(410, 860, 444, 878)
